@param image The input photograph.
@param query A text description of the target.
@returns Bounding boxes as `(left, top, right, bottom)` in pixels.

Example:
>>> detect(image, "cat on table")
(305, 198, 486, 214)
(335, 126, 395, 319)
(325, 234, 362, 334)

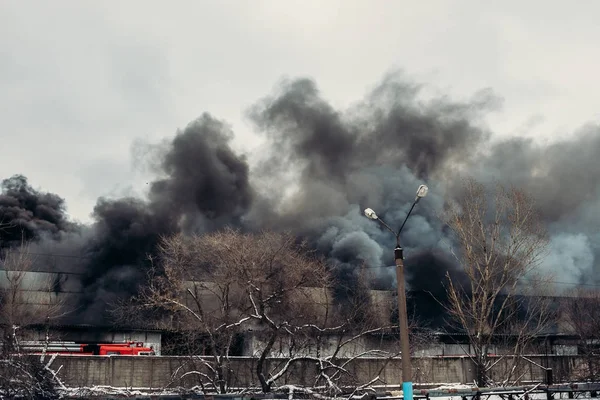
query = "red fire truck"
(19, 341, 155, 356)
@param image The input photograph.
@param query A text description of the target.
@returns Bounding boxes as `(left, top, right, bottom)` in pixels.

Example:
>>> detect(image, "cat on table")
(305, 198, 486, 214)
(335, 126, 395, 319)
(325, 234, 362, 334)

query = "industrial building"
(0, 267, 590, 358)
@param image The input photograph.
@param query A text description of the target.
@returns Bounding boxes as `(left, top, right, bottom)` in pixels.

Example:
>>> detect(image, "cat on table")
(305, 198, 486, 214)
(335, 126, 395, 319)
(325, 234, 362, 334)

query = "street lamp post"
(364, 184, 428, 400)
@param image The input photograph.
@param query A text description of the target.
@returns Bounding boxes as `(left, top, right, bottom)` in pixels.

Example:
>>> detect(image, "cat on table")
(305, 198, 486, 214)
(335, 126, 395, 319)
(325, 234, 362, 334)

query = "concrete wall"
(243, 333, 581, 359)
(51, 354, 590, 389)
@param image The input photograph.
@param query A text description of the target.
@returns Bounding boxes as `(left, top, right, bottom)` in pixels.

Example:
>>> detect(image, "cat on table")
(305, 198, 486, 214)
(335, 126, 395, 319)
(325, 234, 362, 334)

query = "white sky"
(2, 1, 599, 223)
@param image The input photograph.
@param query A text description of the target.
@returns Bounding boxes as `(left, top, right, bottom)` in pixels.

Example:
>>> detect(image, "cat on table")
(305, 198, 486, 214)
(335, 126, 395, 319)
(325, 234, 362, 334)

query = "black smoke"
(0, 175, 77, 245)
(245, 75, 494, 301)
(1, 72, 600, 325)
(74, 114, 255, 319)
(1, 114, 254, 322)
(246, 75, 600, 294)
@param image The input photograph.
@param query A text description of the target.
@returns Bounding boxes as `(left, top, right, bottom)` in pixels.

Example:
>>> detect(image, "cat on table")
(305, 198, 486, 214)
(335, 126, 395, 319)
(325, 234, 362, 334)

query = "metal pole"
(394, 246, 413, 400)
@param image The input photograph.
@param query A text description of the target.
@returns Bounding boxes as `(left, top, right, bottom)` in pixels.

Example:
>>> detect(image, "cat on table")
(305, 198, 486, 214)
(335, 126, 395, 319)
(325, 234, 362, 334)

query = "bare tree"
(117, 229, 332, 393)
(263, 266, 397, 397)
(561, 288, 600, 381)
(0, 243, 68, 339)
(113, 231, 248, 393)
(119, 228, 399, 395)
(441, 178, 553, 387)
(0, 242, 67, 399)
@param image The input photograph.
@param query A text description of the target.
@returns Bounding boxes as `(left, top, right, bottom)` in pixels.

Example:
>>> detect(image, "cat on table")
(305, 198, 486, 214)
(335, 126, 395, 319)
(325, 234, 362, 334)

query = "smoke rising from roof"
(1, 72, 599, 324)
(0, 175, 78, 243)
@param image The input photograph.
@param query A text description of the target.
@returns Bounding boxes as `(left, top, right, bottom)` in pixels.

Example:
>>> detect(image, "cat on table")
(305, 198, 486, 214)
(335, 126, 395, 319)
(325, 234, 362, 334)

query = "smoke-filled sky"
(2, 1, 600, 223)
(2, 1, 600, 322)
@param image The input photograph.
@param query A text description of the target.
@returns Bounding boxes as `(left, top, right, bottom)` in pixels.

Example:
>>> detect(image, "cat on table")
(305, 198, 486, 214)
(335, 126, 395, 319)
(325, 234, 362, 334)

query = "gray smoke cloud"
(468, 125, 600, 286)
(0, 175, 79, 244)
(1, 71, 599, 325)
(245, 75, 493, 295)
(246, 74, 599, 296)
(1, 113, 254, 323)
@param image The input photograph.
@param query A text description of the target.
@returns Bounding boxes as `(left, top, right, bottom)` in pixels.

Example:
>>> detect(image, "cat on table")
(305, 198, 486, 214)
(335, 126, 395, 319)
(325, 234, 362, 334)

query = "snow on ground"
(430, 383, 475, 390)
(57, 384, 598, 399)
(60, 385, 190, 397)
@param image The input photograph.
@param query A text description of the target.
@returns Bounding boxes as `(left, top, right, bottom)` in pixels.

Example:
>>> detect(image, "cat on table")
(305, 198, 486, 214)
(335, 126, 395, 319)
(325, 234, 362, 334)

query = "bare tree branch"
(113, 228, 401, 395)
(0, 242, 67, 399)
(440, 178, 553, 387)
(561, 288, 600, 381)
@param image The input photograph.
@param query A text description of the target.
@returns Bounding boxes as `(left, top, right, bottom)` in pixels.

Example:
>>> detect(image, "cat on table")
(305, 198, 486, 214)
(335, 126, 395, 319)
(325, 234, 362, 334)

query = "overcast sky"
(2, 1, 599, 223)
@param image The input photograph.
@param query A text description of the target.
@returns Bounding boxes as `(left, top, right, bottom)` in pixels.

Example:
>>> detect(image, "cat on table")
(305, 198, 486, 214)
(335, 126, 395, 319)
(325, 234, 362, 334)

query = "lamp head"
(416, 184, 429, 199)
(364, 208, 378, 220)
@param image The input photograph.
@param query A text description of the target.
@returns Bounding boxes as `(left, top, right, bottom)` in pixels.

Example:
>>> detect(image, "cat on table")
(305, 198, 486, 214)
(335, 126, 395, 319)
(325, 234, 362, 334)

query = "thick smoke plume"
(0, 175, 77, 243)
(1, 72, 599, 325)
